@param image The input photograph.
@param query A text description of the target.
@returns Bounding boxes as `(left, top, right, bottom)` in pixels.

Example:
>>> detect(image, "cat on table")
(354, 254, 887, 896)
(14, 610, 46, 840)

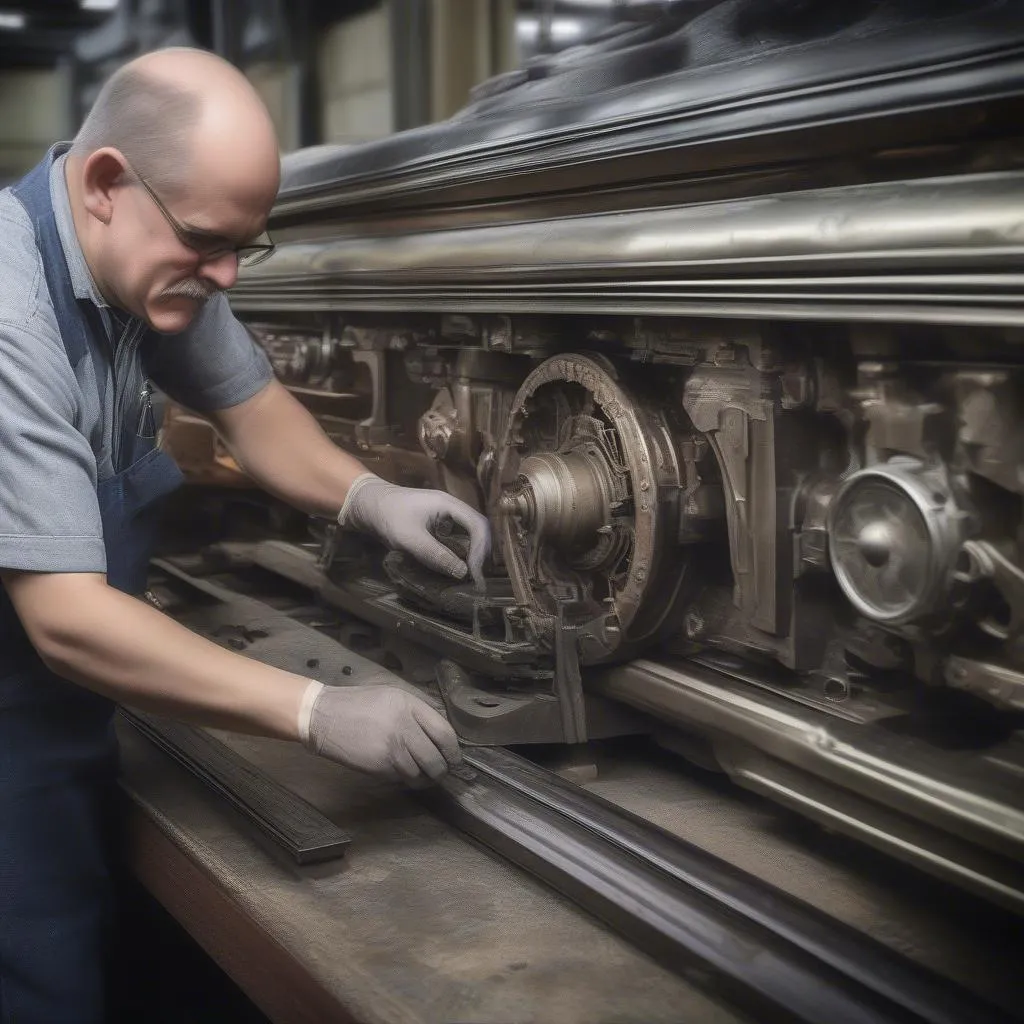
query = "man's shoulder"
(0, 187, 73, 389)
(0, 186, 48, 327)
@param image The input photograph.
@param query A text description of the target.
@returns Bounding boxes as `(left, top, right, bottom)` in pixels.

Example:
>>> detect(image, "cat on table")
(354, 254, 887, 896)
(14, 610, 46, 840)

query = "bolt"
(823, 677, 849, 702)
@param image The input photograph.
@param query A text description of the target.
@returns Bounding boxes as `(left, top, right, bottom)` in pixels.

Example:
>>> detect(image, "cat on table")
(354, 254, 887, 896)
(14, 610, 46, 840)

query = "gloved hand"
(301, 679, 462, 784)
(337, 473, 491, 587)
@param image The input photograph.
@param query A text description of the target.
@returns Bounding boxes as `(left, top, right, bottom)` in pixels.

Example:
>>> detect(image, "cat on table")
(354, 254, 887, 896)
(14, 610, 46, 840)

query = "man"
(0, 47, 489, 1021)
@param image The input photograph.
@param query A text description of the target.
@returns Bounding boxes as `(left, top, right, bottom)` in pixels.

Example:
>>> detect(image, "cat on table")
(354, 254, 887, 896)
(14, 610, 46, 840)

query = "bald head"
(71, 47, 280, 201)
(66, 48, 281, 333)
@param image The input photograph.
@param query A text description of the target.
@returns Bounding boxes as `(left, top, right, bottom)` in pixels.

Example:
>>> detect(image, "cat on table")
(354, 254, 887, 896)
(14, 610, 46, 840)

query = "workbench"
(114, 559, 1024, 1024)
(118, 724, 738, 1024)
(114, 561, 737, 1024)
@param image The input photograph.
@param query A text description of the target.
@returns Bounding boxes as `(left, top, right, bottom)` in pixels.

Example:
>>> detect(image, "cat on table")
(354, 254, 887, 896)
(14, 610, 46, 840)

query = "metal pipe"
(231, 173, 1024, 324)
(239, 173, 1024, 282)
(591, 658, 1024, 912)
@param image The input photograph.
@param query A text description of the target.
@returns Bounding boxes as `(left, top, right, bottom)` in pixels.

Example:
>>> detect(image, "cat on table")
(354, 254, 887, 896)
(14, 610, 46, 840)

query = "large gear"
(493, 353, 698, 663)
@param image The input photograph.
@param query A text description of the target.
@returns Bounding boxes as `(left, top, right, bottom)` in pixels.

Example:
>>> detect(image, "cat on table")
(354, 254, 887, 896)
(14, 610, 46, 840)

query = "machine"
(161, 0, 1024, 912)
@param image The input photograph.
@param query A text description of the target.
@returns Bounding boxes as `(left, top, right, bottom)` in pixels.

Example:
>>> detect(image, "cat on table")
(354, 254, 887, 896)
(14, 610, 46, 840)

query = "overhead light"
(551, 18, 584, 42)
(516, 16, 539, 41)
(0, 10, 26, 29)
(516, 16, 585, 43)
(80, 0, 119, 10)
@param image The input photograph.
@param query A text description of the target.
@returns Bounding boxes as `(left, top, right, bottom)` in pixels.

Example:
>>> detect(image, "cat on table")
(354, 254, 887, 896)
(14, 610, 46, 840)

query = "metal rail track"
(432, 747, 1015, 1024)
(140, 554, 1020, 1024)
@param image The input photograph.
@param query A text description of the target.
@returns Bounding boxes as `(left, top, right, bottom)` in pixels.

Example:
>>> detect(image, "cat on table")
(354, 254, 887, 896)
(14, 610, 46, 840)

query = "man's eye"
(186, 233, 228, 253)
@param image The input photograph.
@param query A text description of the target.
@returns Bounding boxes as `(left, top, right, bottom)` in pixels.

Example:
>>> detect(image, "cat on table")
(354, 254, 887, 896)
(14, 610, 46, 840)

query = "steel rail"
(120, 708, 352, 865)
(592, 658, 1024, 911)
(245, 539, 1024, 914)
(428, 745, 1016, 1024)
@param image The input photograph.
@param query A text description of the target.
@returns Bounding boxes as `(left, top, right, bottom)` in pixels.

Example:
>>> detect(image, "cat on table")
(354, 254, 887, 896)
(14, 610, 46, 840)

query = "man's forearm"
(211, 378, 370, 518)
(3, 570, 309, 739)
(208, 377, 492, 585)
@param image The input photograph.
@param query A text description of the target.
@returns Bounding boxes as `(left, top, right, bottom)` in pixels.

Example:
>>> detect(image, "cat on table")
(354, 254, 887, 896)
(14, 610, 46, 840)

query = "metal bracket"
(554, 600, 588, 745)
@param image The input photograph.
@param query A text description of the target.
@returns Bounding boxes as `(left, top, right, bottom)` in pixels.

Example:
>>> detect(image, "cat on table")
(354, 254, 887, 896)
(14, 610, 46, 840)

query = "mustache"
(160, 279, 219, 303)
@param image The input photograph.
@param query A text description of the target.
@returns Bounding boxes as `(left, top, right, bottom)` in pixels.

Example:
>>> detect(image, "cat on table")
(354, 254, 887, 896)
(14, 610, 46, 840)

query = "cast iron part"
(425, 745, 1016, 1024)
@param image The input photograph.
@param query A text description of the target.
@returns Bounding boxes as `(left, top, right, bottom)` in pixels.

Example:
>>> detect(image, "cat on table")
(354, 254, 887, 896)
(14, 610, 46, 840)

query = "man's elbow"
(0, 570, 109, 675)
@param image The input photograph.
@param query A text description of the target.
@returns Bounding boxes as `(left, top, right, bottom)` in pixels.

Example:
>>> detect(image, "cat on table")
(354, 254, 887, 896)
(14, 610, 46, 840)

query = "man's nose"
(199, 251, 239, 291)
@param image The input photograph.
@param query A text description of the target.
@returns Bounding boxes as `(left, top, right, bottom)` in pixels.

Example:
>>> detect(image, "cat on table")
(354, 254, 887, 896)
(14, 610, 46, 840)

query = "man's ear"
(80, 148, 128, 226)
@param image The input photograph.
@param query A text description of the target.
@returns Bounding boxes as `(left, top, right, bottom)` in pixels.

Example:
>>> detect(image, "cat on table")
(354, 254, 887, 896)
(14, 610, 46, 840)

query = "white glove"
(300, 679, 462, 784)
(338, 474, 490, 587)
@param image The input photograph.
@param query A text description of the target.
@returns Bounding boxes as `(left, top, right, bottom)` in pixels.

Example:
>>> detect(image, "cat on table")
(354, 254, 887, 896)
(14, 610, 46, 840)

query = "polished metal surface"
(593, 657, 1024, 912)
(503, 450, 612, 550)
(828, 460, 967, 625)
(232, 174, 1024, 325)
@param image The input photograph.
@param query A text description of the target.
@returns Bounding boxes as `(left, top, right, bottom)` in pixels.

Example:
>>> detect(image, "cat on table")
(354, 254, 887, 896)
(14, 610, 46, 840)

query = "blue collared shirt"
(0, 145, 272, 574)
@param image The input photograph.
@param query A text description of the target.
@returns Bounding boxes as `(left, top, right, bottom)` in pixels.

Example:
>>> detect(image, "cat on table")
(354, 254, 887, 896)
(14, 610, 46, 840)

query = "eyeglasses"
(130, 166, 276, 268)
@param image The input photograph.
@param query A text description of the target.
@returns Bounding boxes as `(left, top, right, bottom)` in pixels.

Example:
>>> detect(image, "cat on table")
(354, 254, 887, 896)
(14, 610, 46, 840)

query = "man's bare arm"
(2, 569, 306, 738)
(207, 378, 491, 583)
(3, 569, 464, 782)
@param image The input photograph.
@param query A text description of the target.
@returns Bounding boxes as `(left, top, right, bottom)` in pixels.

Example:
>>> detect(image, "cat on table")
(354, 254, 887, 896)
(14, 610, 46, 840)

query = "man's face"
(106, 168, 274, 334)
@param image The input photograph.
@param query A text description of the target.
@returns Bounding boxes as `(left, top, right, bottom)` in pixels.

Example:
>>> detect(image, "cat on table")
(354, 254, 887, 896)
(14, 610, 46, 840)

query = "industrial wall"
(0, 0, 593, 180)
(0, 68, 68, 181)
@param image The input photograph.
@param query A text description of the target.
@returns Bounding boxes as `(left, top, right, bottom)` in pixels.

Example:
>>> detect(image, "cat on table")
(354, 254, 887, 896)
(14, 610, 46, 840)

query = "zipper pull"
(136, 379, 156, 438)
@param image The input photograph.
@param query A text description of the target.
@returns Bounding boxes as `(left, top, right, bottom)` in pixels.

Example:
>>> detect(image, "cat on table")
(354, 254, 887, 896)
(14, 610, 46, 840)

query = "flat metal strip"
(121, 709, 351, 865)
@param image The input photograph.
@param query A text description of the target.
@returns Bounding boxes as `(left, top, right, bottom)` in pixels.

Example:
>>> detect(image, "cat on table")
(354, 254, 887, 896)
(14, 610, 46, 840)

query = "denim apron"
(0, 150, 184, 1022)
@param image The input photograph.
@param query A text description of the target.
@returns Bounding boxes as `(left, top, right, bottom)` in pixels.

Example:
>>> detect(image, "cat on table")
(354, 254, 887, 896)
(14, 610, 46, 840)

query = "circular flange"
(493, 353, 691, 662)
(827, 460, 963, 625)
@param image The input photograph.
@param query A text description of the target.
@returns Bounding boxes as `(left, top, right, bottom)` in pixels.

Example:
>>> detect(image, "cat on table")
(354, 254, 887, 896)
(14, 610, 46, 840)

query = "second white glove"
(303, 680, 463, 784)
(338, 474, 491, 587)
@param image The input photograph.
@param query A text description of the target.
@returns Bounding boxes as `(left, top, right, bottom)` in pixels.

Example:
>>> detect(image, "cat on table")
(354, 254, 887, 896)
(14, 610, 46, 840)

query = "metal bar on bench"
(121, 709, 351, 865)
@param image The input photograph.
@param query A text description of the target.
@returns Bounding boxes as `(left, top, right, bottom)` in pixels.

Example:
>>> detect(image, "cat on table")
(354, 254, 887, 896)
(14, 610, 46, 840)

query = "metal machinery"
(163, 0, 1024, 913)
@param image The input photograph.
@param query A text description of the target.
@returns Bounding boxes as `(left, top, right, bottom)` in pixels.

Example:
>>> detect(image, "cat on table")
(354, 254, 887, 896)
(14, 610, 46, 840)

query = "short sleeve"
(0, 318, 106, 573)
(145, 293, 273, 413)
